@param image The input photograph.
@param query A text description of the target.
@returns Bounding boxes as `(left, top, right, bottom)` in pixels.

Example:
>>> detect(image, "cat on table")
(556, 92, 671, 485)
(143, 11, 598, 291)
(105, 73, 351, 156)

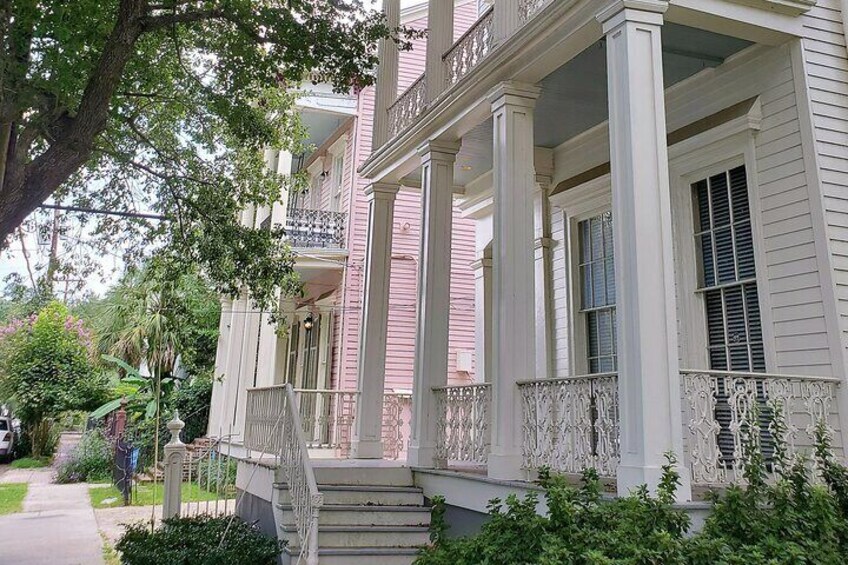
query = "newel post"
(163, 411, 187, 519)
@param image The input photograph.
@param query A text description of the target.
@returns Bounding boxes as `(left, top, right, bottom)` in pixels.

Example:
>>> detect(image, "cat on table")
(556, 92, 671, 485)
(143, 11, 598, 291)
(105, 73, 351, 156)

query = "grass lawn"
(10, 457, 50, 469)
(0, 483, 27, 515)
(90, 482, 226, 508)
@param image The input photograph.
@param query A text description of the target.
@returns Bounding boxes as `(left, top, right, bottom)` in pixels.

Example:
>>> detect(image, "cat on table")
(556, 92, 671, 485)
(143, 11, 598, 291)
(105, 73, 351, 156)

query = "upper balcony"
(282, 207, 347, 251)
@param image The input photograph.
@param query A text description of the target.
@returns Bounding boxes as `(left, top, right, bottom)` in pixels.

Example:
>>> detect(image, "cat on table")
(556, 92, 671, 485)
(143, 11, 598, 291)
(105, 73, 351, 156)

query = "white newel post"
(426, 0, 454, 102)
(408, 140, 460, 468)
(372, 0, 400, 149)
(533, 149, 554, 380)
(488, 82, 539, 480)
(598, 0, 690, 500)
(163, 412, 186, 520)
(352, 183, 400, 459)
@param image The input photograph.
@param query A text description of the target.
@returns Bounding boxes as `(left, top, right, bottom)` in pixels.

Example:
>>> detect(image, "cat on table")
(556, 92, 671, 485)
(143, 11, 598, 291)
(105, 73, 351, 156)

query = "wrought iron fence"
(433, 383, 491, 466)
(518, 374, 619, 477)
(284, 208, 346, 249)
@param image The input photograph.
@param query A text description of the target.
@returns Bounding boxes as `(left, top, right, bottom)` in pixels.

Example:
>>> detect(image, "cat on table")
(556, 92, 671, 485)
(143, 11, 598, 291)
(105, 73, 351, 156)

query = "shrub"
(196, 453, 237, 495)
(55, 429, 113, 483)
(116, 515, 283, 565)
(171, 373, 213, 444)
(417, 434, 848, 565)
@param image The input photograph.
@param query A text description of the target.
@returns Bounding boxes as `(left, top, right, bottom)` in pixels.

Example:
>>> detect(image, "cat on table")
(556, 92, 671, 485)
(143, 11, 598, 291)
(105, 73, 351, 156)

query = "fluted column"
(352, 182, 400, 459)
(534, 149, 554, 380)
(373, 0, 401, 149)
(408, 139, 461, 468)
(598, 0, 690, 500)
(426, 0, 454, 102)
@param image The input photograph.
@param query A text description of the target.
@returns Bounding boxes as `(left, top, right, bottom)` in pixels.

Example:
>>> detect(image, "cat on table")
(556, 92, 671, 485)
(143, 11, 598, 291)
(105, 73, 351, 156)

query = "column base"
(407, 444, 442, 468)
(616, 462, 692, 502)
(351, 439, 384, 460)
(486, 453, 524, 481)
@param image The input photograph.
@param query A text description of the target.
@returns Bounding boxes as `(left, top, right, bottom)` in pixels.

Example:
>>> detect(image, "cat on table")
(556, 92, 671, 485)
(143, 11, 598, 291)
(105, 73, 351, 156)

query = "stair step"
(277, 503, 431, 526)
(275, 483, 425, 506)
(284, 546, 422, 565)
(280, 524, 430, 549)
(312, 465, 414, 487)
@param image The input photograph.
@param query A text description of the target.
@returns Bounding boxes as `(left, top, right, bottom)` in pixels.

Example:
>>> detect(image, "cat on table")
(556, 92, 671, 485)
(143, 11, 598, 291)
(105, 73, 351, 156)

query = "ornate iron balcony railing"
(284, 208, 347, 249)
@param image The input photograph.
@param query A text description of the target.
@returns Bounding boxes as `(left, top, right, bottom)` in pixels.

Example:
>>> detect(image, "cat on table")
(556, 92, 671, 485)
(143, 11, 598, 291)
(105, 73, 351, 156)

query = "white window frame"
(669, 120, 776, 372)
(327, 137, 347, 213)
(550, 174, 612, 376)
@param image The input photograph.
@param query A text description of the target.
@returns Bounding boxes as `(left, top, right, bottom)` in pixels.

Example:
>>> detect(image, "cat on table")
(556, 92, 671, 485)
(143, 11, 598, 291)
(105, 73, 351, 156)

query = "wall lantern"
(303, 314, 315, 332)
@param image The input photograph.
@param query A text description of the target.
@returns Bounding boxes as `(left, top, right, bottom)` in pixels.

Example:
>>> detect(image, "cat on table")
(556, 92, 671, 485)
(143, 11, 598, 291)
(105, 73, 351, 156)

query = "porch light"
(303, 314, 315, 332)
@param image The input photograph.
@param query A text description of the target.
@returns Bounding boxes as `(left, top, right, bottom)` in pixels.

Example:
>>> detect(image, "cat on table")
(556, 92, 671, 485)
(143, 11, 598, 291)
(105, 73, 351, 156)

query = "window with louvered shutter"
(692, 165, 772, 465)
(578, 212, 616, 374)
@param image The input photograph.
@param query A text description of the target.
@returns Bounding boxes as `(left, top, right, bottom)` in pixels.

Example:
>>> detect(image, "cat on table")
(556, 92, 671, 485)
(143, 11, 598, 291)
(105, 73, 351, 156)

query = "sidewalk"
(0, 442, 105, 564)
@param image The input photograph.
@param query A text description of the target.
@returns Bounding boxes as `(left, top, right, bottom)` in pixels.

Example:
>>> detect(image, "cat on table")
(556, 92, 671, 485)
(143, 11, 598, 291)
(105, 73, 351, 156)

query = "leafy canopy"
(0, 0, 417, 314)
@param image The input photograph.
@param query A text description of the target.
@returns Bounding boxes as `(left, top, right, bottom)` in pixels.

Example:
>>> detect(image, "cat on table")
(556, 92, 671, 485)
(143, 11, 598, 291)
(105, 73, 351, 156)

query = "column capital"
(597, 0, 667, 31)
(417, 139, 461, 162)
(364, 182, 400, 202)
(470, 257, 494, 270)
(488, 81, 541, 111)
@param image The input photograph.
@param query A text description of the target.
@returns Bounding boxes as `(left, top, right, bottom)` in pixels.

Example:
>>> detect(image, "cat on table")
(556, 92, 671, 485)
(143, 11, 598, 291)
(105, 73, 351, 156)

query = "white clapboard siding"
(548, 44, 835, 377)
(799, 1, 848, 375)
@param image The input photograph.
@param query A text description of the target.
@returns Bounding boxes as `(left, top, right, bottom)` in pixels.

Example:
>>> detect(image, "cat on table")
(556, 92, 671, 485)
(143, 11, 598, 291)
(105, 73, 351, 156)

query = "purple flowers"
(0, 310, 94, 352)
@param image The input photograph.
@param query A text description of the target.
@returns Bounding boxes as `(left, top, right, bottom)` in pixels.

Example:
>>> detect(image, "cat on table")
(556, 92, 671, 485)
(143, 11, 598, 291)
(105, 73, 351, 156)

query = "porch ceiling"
(405, 23, 752, 188)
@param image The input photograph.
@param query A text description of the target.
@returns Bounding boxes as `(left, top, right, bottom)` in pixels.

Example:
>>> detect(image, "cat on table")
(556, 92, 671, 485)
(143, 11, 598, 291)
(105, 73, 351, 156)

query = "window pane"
(729, 166, 750, 223)
(697, 233, 715, 287)
(587, 312, 599, 358)
(592, 261, 605, 307)
(734, 222, 756, 279)
(694, 179, 710, 232)
(714, 226, 735, 283)
(605, 258, 616, 305)
(709, 172, 731, 228)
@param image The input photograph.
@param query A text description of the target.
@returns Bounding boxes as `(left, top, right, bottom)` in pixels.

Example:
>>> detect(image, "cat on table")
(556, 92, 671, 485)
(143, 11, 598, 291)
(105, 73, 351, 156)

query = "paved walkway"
(0, 439, 104, 564)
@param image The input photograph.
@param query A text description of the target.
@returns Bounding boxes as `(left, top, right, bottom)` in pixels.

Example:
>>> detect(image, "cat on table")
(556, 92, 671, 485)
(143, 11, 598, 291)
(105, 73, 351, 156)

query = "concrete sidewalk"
(0, 468, 105, 564)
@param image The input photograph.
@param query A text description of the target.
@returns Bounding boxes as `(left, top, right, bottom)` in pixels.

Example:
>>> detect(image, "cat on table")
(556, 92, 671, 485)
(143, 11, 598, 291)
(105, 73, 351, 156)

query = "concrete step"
(275, 483, 425, 506)
(277, 503, 431, 527)
(312, 465, 414, 487)
(284, 546, 422, 565)
(280, 524, 430, 549)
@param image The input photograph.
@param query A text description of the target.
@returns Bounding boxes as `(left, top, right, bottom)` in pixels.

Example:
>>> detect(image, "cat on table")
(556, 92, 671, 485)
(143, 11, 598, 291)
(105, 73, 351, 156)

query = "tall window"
(578, 212, 616, 373)
(693, 165, 764, 372)
(693, 164, 770, 464)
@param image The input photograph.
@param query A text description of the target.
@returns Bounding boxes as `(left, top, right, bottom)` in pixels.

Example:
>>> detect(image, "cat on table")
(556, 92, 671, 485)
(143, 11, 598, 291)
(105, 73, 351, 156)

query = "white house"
(230, 1, 848, 563)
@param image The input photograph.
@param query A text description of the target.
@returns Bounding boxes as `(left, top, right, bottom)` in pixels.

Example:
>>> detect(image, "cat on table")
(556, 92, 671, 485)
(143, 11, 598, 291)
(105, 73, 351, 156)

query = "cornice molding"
(726, 0, 817, 16)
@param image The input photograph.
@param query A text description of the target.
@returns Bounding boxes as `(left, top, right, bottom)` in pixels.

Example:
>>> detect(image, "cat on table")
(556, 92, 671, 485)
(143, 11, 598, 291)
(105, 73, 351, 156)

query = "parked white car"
(0, 416, 14, 462)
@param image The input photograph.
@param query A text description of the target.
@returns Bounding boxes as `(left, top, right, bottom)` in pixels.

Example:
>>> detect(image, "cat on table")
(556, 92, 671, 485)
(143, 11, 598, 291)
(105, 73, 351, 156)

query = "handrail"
(280, 383, 323, 565)
(432, 382, 491, 391)
(515, 372, 617, 386)
(680, 368, 841, 383)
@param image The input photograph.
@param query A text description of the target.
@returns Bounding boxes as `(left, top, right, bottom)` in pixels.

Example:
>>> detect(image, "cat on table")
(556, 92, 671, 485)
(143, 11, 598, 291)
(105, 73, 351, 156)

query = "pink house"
(208, 0, 483, 456)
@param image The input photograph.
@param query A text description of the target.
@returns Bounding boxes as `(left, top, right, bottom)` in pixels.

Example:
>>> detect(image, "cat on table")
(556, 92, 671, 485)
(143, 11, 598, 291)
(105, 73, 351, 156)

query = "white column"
(494, 0, 520, 42)
(373, 0, 400, 149)
(598, 0, 690, 499)
(408, 140, 460, 468)
(533, 149, 554, 380)
(352, 182, 400, 459)
(472, 248, 493, 383)
(208, 297, 233, 436)
(222, 293, 248, 434)
(488, 82, 539, 479)
(426, 0, 454, 102)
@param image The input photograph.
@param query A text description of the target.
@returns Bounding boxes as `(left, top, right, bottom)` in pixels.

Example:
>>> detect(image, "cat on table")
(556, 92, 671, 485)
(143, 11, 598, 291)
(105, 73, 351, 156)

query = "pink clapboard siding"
(331, 0, 481, 392)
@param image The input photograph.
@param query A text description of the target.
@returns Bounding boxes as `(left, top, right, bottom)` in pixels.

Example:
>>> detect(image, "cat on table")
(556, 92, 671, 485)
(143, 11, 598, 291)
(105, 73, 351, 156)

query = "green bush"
(55, 429, 113, 483)
(171, 372, 213, 444)
(116, 515, 283, 565)
(417, 430, 848, 565)
(196, 453, 237, 495)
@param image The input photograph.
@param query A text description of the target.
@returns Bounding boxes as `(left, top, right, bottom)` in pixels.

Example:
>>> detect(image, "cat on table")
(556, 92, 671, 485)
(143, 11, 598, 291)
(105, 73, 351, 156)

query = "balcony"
(284, 208, 347, 250)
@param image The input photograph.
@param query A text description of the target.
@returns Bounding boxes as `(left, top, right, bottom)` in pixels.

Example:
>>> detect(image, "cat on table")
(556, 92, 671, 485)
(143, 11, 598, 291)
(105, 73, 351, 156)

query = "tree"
(0, 0, 416, 315)
(0, 301, 108, 456)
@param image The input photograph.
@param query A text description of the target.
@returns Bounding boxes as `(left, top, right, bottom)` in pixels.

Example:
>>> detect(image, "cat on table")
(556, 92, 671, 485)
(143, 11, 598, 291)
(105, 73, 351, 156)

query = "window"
(692, 164, 771, 463)
(286, 322, 300, 385)
(330, 155, 344, 212)
(578, 212, 616, 373)
(693, 165, 764, 372)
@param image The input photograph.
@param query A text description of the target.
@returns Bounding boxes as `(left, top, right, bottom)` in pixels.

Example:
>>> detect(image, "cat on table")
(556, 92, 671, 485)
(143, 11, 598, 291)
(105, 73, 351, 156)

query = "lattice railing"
(519, 374, 619, 477)
(682, 370, 841, 486)
(284, 207, 346, 249)
(244, 386, 287, 458)
(518, 0, 549, 23)
(433, 383, 491, 465)
(443, 7, 494, 88)
(387, 73, 427, 139)
(279, 384, 322, 565)
(383, 391, 413, 460)
(295, 389, 357, 454)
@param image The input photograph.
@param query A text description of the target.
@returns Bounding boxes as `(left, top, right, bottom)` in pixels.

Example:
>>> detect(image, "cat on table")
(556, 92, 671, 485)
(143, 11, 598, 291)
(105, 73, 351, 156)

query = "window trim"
(551, 174, 613, 376)
(669, 130, 775, 373)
